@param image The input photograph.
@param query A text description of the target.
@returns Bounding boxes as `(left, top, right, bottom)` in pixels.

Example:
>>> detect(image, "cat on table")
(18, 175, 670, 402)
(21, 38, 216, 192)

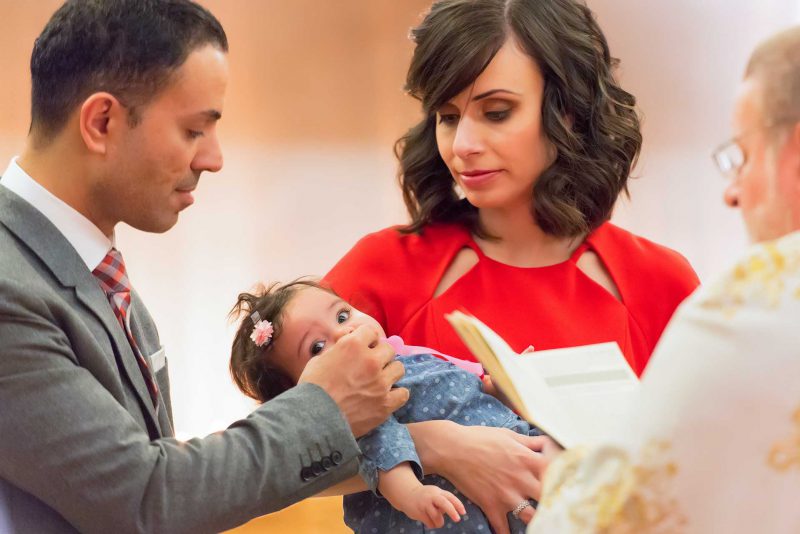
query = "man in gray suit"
(0, 1, 408, 532)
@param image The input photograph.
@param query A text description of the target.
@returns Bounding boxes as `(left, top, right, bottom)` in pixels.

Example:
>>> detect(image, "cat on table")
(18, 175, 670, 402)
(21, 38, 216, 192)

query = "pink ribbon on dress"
(384, 335, 484, 378)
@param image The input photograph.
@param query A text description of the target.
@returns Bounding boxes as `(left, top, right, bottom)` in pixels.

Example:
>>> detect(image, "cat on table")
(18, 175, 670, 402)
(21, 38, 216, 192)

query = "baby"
(229, 280, 539, 533)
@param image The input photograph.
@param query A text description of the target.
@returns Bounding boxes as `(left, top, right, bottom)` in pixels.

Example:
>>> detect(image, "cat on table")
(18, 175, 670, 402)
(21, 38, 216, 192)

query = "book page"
(517, 343, 639, 445)
(446, 311, 579, 446)
(446, 311, 639, 448)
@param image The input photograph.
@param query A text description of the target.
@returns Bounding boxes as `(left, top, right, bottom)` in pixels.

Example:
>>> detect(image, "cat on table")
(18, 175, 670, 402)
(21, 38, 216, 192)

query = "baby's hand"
(399, 484, 466, 529)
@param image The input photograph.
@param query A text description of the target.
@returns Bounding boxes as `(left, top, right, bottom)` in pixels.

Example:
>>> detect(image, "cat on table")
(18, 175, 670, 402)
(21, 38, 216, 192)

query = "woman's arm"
(408, 420, 553, 534)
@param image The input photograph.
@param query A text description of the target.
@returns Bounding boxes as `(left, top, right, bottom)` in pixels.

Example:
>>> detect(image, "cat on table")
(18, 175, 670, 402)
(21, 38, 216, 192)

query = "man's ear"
(78, 92, 124, 155)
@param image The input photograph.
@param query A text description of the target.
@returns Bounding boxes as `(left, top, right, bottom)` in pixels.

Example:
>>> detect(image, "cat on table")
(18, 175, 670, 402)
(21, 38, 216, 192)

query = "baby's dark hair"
(229, 279, 331, 403)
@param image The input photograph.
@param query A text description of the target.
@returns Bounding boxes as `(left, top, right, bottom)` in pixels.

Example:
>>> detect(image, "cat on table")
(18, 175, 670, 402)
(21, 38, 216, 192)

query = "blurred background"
(1, 1, 799, 532)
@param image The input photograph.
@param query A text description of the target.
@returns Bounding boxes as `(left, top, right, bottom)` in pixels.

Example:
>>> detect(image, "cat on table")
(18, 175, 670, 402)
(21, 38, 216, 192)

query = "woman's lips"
(459, 169, 501, 188)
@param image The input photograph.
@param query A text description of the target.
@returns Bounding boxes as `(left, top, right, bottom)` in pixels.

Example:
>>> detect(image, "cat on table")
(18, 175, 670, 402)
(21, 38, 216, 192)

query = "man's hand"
(298, 325, 408, 437)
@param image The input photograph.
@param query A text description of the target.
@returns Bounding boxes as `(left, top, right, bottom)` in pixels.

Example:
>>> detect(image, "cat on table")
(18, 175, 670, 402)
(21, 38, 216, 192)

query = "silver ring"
(511, 500, 532, 519)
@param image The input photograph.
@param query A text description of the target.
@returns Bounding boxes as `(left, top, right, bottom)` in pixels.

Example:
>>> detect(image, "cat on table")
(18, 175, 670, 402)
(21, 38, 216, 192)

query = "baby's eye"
(310, 340, 326, 356)
(337, 309, 350, 324)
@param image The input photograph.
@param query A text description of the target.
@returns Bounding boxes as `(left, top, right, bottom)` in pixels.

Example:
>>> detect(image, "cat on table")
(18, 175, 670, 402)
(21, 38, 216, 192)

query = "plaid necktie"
(92, 248, 159, 409)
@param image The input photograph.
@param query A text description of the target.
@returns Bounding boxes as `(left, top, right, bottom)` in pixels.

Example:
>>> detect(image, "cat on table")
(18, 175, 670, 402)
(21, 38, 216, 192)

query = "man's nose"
(192, 132, 224, 174)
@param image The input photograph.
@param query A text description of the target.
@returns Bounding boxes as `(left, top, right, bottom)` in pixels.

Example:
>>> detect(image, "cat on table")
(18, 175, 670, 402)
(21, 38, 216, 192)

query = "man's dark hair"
(30, 0, 228, 143)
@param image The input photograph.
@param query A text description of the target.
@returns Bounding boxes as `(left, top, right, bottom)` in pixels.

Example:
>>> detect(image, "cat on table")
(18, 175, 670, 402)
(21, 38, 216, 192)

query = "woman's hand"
(409, 421, 557, 534)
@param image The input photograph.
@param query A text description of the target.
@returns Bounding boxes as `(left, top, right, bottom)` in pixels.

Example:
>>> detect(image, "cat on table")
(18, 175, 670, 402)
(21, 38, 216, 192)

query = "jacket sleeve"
(0, 278, 360, 534)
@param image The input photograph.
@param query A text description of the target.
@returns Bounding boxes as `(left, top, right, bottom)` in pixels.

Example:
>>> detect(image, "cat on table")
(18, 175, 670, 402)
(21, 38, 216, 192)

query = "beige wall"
(1, 1, 799, 439)
(0, 0, 429, 146)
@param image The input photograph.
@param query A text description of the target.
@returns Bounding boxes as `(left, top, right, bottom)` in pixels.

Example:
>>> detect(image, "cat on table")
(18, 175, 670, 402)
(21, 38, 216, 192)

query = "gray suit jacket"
(0, 185, 360, 533)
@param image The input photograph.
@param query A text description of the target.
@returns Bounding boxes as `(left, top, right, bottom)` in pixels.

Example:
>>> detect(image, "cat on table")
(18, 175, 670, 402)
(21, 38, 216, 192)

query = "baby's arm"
(378, 462, 465, 529)
(358, 407, 465, 527)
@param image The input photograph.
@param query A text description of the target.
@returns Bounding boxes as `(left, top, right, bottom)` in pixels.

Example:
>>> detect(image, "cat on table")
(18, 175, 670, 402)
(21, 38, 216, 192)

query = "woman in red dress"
(324, 0, 699, 531)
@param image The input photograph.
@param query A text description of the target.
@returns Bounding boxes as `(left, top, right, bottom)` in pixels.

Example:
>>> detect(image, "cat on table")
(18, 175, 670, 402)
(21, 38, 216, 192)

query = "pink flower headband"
(249, 311, 274, 348)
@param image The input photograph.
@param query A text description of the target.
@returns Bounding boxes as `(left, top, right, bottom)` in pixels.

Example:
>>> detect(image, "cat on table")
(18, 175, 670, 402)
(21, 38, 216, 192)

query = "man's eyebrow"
(472, 89, 521, 101)
(195, 109, 222, 122)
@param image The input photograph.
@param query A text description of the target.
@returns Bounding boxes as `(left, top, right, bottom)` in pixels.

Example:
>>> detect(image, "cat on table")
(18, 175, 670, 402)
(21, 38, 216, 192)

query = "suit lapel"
(74, 281, 163, 436)
(0, 185, 162, 436)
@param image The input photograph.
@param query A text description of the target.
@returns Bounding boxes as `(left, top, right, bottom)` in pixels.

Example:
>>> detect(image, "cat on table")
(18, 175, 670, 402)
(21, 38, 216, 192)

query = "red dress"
(324, 222, 699, 376)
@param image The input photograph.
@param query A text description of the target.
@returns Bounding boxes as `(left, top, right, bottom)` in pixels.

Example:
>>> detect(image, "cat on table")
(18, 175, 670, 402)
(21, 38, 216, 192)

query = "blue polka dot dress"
(343, 354, 541, 533)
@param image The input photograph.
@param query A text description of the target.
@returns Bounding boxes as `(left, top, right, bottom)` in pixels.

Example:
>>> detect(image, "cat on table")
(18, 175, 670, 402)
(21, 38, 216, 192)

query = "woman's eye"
(485, 109, 510, 122)
(310, 340, 325, 356)
(187, 129, 204, 139)
(337, 309, 350, 324)
(437, 113, 459, 126)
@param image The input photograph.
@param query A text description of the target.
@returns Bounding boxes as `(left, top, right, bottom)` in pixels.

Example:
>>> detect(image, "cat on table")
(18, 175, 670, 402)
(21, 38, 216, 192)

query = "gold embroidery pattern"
(539, 441, 686, 533)
(768, 407, 800, 472)
(701, 240, 800, 316)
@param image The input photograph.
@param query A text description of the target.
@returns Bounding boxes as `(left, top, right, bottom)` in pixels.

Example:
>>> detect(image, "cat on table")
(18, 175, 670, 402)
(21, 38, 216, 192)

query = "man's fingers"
(349, 323, 381, 347)
(383, 359, 405, 384)
(386, 387, 409, 411)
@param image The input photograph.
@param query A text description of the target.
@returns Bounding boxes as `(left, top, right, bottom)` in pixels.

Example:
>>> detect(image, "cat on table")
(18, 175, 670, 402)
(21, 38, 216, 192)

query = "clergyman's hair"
(397, 0, 641, 239)
(30, 0, 228, 143)
(745, 26, 800, 133)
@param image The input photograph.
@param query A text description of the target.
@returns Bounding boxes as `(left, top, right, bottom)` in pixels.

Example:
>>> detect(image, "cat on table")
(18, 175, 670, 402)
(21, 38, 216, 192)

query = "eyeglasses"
(712, 139, 745, 179)
(712, 118, 799, 179)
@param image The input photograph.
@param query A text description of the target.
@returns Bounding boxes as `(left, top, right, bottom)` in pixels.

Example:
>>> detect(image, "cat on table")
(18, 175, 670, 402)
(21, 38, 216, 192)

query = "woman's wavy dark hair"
(397, 0, 642, 238)
(229, 279, 329, 403)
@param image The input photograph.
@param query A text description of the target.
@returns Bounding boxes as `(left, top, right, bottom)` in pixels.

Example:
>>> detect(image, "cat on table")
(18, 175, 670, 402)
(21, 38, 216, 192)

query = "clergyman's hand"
(298, 325, 408, 437)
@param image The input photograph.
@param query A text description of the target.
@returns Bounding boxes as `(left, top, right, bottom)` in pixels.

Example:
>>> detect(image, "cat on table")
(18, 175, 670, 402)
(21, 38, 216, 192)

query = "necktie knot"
(92, 248, 131, 296)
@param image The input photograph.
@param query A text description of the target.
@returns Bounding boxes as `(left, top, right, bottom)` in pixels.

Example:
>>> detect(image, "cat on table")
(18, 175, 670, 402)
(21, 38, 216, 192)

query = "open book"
(445, 311, 640, 449)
